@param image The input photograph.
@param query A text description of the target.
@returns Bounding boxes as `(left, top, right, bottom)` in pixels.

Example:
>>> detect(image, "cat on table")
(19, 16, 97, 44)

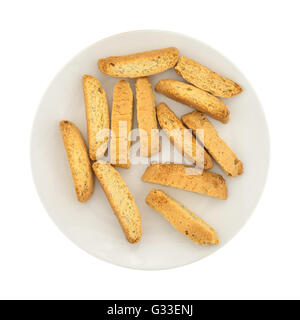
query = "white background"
(0, 0, 299, 300)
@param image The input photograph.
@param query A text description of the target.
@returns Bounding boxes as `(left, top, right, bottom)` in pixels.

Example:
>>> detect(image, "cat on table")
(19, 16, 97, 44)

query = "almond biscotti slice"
(182, 111, 243, 177)
(110, 80, 133, 168)
(92, 161, 142, 243)
(142, 163, 227, 200)
(146, 189, 219, 245)
(155, 79, 230, 123)
(98, 47, 178, 78)
(157, 103, 213, 170)
(136, 77, 160, 157)
(83, 75, 110, 161)
(59, 121, 94, 202)
(175, 56, 242, 98)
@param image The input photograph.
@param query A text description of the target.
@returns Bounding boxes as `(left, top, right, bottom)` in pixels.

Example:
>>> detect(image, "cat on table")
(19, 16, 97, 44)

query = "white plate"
(31, 30, 270, 270)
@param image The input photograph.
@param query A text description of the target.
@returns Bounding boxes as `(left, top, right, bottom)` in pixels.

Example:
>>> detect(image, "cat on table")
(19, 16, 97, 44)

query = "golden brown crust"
(146, 189, 219, 245)
(182, 111, 243, 177)
(110, 80, 133, 168)
(92, 162, 142, 243)
(175, 56, 242, 98)
(155, 79, 230, 123)
(142, 164, 227, 200)
(83, 75, 110, 161)
(98, 47, 178, 78)
(135, 77, 160, 157)
(156, 103, 213, 169)
(59, 121, 94, 202)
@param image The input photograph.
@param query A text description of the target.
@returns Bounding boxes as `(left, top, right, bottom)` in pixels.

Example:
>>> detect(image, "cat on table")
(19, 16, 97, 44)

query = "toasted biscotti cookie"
(146, 189, 219, 245)
(157, 103, 213, 169)
(98, 47, 178, 78)
(92, 161, 142, 243)
(155, 79, 230, 123)
(59, 121, 94, 202)
(182, 111, 243, 177)
(175, 56, 242, 98)
(136, 77, 160, 157)
(110, 80, 133, 168)
(83, 75, 110, 161)
(142, 163, 227, 200)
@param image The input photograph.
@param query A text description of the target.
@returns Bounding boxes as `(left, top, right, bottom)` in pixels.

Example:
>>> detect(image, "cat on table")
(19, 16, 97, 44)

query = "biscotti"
(136, 77, 160, 157)
(157, 103, 213, 169)
(59, 121, 94, 202)
(83, 75, 110, 161)
(98, 47, 179, 78)
(175, 56, 242, 98)
(92, 161, 142, 243)
(142, 164, 227, 199)
(146, 189, 219, 245)
(110, 80, 133, 168)
(182, 111, 243, 177)
(155, 79, 230, 123)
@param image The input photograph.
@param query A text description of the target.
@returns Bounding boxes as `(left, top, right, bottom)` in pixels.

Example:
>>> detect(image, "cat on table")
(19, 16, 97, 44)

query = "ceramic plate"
(31, 30, 270, 270)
